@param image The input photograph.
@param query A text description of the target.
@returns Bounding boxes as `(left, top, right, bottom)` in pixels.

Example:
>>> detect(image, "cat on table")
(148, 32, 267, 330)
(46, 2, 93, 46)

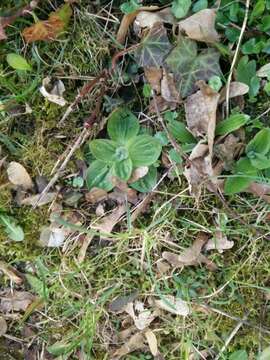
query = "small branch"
(225, 0, 250, 117)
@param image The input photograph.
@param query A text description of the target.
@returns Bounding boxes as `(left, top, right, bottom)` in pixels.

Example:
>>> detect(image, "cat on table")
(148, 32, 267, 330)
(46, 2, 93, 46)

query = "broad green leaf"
(0, 214, 24, 242)
(224, 176, 254, 195)
(249, 0, 265, 24)
(242, 38, 264, 55)
(89, 139, 118, 163)
(86, 160, 113, 191)
(264, 81, 270, 95)
(258, 15, 270, 32)
(154, 131, 169, 146)
(135, 23, 172, 67)
(215, 114, 249, 136)
(246, 128, 270, 155)
(236, 56, 258, 96)
(228, 2, 239, 22)
(258, 347, 270, 360)
(167, 119, 196, 143)
(229, 350, 248, 360)
(130, 166, 157, 193)
(120, 0, 140, 14)
(225, 27, 240, 42)
(128, 135, 162, 166)
(235, 157, 257, 175)
(168, 148, 183, 164)
(192, 0, 208, 13)
(249, 153, 270, 169)
(171, 0, 191, 19)
(107, 108, 139, 143)
(6, 53, 32, 71)
(113, 158, 133, 181)
(165, 37, 221, 97)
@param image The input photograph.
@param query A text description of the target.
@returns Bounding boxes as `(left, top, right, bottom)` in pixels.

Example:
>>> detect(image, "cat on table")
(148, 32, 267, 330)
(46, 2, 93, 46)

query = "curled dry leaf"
(154, 295, 190, 316)
(144, 67, 162, 94)
(205, 231, 234, 253)
(7, 162, 33, 190)
(85, 188, 107, 204)
(0, 316, 7, 336)
(125, 302, 156, 330)
(189, 142, 208, 161)
(135, 8, 176, 29)
(112, 332, 146, 359)
(178, 9, 219, 43)
(214, 134, 242, 169)
(20, 192, 57, 207)
(0, 291, 35, 312)
(0, 261, 22, 285)
(161, 69, 180, 103)
(145, 329, 159, 356)
(92, 204, 126, 234)
(39, 77, 66, 106)
(39, 226, 69, 247)
(219, 81, 249, 103)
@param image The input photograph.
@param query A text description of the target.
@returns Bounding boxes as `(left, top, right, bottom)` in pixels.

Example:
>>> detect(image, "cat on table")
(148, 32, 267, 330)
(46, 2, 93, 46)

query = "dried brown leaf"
(92, 205, 126, 234)
(219, 81, 249, 103)
(39, 77, 66, 106)
(0, 291, 35, 313)
(154, 295, 190, 316)
(20, 192, 57, 207)
(135, 8, 176, 29)
(39, 226, 68, 247)
(109, 292, 138, 313)
(112, 332, 145, 359)
(161, 69, 180, 103)
(149, 95, 177, 113)
(0, 261, 22, 285)
(247, 182, 270, 203)
(144, 67, 162, 94)
(7, 162, 33, 190)
(145, 329, 158, 356)
(125, 302, 156, 330)
(0, 21, 7, 41)
(0, 316, 7, 336)
(178, 9, 219, 43)
(205, 231, 234, 253)
(85, 188, 107, 204)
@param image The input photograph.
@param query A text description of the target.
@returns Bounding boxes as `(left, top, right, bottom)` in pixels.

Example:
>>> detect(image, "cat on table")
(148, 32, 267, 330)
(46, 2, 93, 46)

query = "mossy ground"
(1, 1, 270, 359)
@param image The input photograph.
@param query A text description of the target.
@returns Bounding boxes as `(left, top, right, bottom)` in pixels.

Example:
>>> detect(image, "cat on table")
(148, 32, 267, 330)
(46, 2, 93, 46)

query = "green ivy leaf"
(6, 53, 32, 71)
(135, 23, 172, 67)
(86, 160, 113, 191)
(246, 128, 270, 155)
(113, 158, 133, 181)
(130, 166, 157, 192)
(89, 139, 118, 163)
(128, 135, 162, 166)
(171, 0, 191, 19)
(167, 119, 196, 143)
(165, 37, 221, 97)
(215, 113, 249, 136)
(0, 214, 24, 242)
(107, 108, 139, 143)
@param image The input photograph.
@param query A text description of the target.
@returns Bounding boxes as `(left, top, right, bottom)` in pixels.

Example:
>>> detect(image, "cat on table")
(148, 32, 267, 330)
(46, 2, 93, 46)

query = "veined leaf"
(135, 23, 172, 67)
(236, 56, 259, 97)
(0, 214, 24, 242)
(130, 166, 157, 192)
(249, 153, 270, 170)
(6, 53, 32, 71)
(107, 108, 139, 143)
(167, 119, 196, 143)
(113, 158, 133, 181)
(89, 139, 118, 163)
(224, 175, 254, 195)
(165, 37, 221, 97)
(128, 135, 162, 166)
(86, 160, 113, 191)
(246, 128, 270, 155)
(215, 114, 249, 136)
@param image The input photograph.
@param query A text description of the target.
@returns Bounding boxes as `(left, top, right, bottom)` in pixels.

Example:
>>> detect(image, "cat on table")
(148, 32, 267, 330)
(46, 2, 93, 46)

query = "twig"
(225, 0, 250, 117)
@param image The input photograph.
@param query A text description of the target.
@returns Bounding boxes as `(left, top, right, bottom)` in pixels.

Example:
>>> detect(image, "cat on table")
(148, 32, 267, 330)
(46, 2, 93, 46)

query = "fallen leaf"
(161, 69, 181, 103)
(189, 142, 209, 161)
(219, 82, 249, 103)
(125, 302, 156, 330)
(109, 188, 138, 204)
(22, 4, 72, 43)
(85, 188, 108, 204)
(7, 162, 33, 189)
(112, 332, 146, 359)
(0, 22, 7, 41)
(165, 37, 221, 97)
(92, 204, 126, 234)
(178, 9, 219, 43)
(0, 291, 35, 312)
(185, 81, 220, 156)
(77, 235, 93, 263)
(39, 226, 68, 247)
(135, 8, 176, 28)
(0, 261, 22, 285)
(154, 295, 190, 316)
(257, 63, 270, 78)
(205, 231, 234, 253)
(145, 329, 158, 356)
(135, 23, 172, 67)
(214, 134, 242, 170)
(109, 291, 139, 313)
(20, 192, 57, 207)
(247, 182, 270, 203)
(149, 95, 177, 113)
(144, 67, 162, 94)
(39, 77, 66, 106)
(128, 166, 149, 183)
(0, 316, 7, 336)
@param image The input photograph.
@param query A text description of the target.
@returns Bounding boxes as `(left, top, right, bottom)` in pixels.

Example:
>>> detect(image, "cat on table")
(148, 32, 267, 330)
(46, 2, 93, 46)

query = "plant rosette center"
(114, 146, 129, 161)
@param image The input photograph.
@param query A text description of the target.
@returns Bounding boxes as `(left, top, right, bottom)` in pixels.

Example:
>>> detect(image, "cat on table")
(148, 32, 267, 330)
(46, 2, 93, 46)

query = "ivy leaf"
(86, 160, 113, 191)
(128, 135, 162, 166)
(107, 108, 139, 143)
(0, 214, 24, 242)
(135, 23, 172, 67)
(171, 0, 191, 19)
(165, 37, 221, 97)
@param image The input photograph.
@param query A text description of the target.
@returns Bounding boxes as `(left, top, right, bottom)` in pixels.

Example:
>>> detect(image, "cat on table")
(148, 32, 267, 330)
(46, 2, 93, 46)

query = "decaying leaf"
(112, 332, 146, 359)
(219, 82, 249, 103)
(145, 329, 159, 356)
(185, 81, 220, 156)
(214, 134, 242, 169)
(135, 8, 176, 29)
(149, 95, 177, 113)
(178, 9, 219, 43)
(135, 23, 172, 67)
(257, 63, 270, 78)
(205, 231, 234, 253)
(109, 292, 139, 313)
(0, 261, 22, 285)
(154, 295, 190, 316)
(247, 182, 270, 203)
(20, 192, 57, 207)
(165, 37, 221, 97)
(92, 204, 126, 234)
(161, 69, 181, 103)
(125, 302, 157, 330)
(0, 291, 35, 312)
(85, 188, 108, 204)
(0, 23, 7, 41)
(0, 316, 7, 336)
(7, 162, 33, 189)
(144, 67, 162, 93)
(39, 77, 67, 106)
(39, 226, 68, 247)
(22, 4, 72, 43)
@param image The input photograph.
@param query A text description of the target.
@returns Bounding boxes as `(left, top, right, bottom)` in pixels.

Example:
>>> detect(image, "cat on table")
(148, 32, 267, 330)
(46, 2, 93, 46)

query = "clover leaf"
(86, 108, 162, 190)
